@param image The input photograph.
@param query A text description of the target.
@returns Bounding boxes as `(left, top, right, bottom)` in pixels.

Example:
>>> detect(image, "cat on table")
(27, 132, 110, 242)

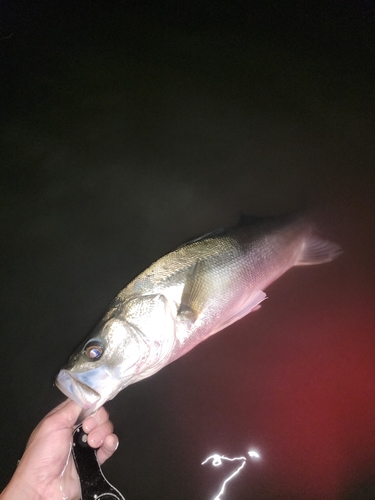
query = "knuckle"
(99, 406, 109, 421)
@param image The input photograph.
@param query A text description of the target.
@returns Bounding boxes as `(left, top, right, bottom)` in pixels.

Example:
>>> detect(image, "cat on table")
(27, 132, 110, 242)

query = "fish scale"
(56, 213, 342, 419)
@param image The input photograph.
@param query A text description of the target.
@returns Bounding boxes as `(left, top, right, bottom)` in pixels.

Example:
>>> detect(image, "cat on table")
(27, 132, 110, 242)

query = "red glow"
(170, 276, 375, 499)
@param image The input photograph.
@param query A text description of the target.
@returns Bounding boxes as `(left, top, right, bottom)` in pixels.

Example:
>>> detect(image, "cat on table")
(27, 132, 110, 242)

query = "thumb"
(46, 398, 83, 429)
(25, 399, 83, 449)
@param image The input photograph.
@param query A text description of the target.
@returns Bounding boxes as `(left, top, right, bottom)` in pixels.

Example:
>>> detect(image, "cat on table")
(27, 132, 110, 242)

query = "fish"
(56, 214, 341, 418)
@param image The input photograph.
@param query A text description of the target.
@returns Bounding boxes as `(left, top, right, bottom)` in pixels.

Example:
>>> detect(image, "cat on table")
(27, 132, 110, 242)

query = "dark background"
(1, 1, 375, 499)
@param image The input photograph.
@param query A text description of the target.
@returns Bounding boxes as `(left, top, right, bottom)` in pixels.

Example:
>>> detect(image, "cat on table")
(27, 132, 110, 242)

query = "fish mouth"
(55, 369, 101, 412)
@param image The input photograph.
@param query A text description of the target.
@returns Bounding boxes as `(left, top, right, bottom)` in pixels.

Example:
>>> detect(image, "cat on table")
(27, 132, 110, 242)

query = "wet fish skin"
(56, 214, 341, 417)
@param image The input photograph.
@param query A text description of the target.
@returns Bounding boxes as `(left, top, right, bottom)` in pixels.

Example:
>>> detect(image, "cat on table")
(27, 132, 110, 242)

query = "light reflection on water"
(202, 450, 261, 500)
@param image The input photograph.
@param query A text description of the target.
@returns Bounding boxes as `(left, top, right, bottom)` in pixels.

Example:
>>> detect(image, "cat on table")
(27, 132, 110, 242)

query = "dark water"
(1, 2, 375, 499)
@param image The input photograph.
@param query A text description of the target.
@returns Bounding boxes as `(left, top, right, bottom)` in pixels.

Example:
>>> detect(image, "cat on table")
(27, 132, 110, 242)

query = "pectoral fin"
(177, 260, 207, 323)
(210, 289, 267, 335)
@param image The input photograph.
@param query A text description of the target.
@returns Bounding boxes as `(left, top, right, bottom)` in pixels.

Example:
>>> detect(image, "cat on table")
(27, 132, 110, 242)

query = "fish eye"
(84, 340, 103, 360)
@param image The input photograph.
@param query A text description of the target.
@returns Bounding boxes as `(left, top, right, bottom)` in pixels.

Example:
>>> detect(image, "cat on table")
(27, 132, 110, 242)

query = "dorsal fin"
(236, 212, 301, 228)
(178, 227, 226, 248)
(236, 214, 265, 227)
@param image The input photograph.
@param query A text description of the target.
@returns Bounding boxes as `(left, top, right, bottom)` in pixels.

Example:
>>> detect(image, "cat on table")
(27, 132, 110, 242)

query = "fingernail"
(90, 435, 103, 447)
(108, 435, 119, 450)
(82, 416, 96, 433)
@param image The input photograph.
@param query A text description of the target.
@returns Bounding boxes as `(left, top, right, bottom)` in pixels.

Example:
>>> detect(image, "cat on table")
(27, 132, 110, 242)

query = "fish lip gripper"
(72, 424, 126, 500)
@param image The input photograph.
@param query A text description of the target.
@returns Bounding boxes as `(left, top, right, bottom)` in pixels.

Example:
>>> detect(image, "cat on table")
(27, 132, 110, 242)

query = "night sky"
(1, 1, 375, 499)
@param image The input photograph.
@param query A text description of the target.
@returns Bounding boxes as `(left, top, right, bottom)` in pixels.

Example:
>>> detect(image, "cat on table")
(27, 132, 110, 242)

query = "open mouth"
(55, 369, 101, 410)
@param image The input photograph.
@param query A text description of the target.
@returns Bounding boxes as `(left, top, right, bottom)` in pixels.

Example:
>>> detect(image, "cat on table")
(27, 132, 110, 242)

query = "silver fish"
(56, 214, 341, 417)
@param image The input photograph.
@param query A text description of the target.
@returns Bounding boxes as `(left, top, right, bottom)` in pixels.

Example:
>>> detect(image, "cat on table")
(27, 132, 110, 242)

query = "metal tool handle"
(72, 424, 126, 500)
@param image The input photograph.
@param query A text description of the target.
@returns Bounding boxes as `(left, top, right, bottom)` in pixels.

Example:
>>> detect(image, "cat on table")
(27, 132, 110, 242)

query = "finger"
(56, 399, 83, 426)
(26, 399, 81, 447)
(40, 399, 82, 433)
(45, 398, 71, 417)
(87, 420, 114, 449)
(82, 406, 109, 434)
(96, 433, 119, 465)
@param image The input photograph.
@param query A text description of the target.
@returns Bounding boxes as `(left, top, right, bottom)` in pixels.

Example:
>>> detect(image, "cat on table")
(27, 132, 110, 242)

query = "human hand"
(0, 399, 119, 500)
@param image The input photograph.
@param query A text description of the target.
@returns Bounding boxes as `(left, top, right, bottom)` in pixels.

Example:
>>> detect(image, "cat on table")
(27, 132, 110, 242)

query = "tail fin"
(296, 234, 342, 266)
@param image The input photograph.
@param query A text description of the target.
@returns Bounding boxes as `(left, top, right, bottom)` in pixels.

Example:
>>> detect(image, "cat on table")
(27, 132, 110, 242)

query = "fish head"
(56, 317, 148, 419)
